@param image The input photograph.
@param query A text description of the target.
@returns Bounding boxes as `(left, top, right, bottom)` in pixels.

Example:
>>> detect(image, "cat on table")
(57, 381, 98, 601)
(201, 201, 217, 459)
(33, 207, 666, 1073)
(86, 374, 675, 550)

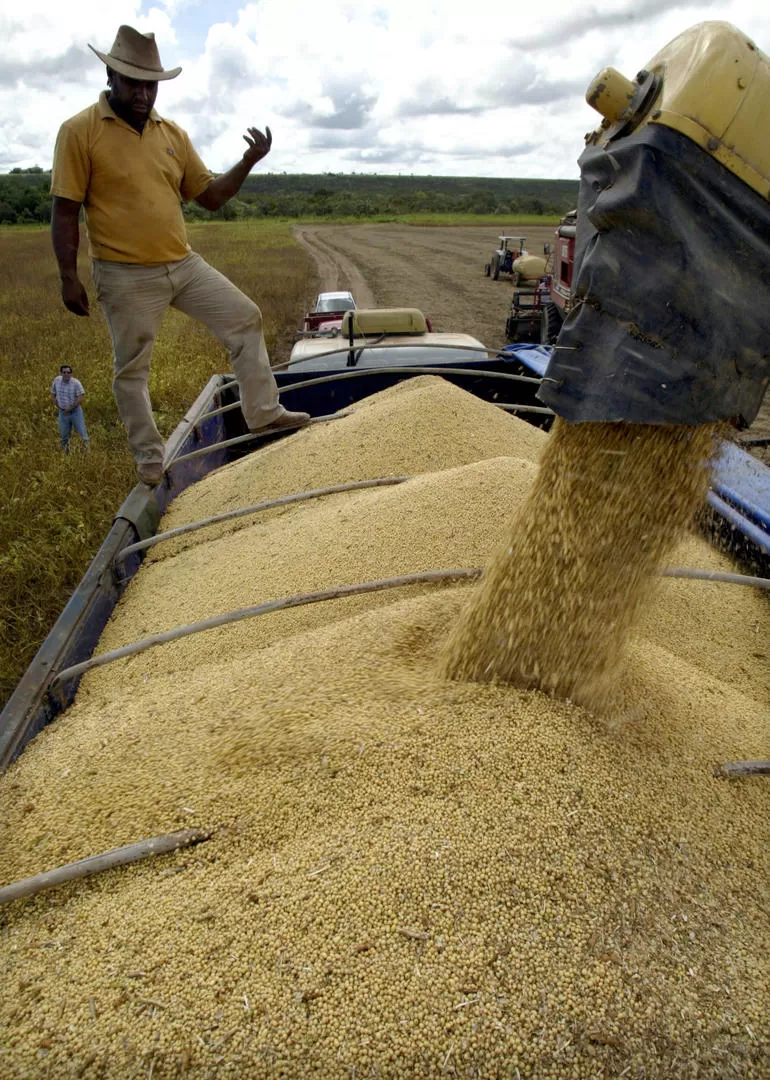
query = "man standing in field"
(51, 364, 89, 452)
(50, 25, 308, 487)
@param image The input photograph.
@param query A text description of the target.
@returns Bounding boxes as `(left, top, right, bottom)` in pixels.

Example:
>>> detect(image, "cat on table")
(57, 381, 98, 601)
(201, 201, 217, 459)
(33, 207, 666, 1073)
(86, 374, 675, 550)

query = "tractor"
(484, 236, 527, 280)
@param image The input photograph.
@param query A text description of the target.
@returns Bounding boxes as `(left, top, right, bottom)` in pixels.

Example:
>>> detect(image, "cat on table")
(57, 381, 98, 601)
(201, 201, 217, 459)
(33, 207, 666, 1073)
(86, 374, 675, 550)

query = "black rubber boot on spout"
(538, 123, 770, 428)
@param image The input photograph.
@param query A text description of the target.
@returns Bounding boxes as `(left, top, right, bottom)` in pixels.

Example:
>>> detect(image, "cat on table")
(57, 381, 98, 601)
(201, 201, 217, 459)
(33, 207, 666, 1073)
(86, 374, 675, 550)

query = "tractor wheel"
(541, 302, 563, 346)
(484, 262, 491, 277)
(491, 254, 500, 280)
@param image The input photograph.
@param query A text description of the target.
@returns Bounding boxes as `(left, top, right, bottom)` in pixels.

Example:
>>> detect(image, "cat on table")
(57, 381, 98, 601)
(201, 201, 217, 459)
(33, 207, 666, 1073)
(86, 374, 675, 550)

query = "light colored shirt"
(51, 376, 85, 410)
(50, 92, 214, 265)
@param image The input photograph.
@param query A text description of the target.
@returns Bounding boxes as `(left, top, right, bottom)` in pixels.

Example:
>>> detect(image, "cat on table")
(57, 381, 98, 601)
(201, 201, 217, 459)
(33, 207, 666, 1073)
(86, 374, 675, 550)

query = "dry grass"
(0, 221, 314, 709)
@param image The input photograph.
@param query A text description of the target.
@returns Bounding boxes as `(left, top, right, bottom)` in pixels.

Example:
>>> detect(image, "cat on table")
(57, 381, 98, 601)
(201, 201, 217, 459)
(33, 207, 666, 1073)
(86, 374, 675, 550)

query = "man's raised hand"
(242, 126, 272, 168)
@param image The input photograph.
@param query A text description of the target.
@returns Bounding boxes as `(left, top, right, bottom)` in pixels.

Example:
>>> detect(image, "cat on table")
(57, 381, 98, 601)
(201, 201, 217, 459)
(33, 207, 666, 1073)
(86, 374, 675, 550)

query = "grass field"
(0, 220, 313, 710)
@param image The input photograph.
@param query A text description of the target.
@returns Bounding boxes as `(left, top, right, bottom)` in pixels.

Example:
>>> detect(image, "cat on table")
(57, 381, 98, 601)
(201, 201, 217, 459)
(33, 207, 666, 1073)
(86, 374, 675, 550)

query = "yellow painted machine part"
(586, 21, 770, 201)
(341, 308, 429, 335)
(586, 67, 637, 125)
(513, 254, 548, 280)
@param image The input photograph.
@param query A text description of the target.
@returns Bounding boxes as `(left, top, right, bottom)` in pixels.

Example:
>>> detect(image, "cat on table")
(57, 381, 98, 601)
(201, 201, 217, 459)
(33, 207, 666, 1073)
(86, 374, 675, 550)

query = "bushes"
(1, 170, 578, 225)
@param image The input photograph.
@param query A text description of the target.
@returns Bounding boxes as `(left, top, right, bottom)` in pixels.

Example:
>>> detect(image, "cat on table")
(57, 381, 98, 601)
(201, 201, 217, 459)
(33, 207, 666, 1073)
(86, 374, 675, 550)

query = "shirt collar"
(98, 90, 162, 124)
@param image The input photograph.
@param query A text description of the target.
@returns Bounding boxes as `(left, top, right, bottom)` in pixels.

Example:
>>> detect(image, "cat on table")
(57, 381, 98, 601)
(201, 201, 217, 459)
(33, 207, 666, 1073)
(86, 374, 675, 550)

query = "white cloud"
(2, 0, 769, 177)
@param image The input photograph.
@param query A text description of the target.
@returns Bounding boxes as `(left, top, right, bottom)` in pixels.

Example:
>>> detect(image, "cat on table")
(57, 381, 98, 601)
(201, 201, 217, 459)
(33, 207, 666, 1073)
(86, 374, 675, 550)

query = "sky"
(2, 0, 769, 180)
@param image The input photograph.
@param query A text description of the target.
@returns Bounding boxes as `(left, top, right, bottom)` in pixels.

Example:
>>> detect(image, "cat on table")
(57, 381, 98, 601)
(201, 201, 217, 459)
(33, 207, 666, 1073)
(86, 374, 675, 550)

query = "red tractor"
(541, 209, 577, 344)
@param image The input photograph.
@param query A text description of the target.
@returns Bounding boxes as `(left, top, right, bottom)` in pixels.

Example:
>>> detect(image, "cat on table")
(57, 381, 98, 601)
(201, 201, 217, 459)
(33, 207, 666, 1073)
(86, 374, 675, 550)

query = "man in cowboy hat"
(50, 25, 309, 487)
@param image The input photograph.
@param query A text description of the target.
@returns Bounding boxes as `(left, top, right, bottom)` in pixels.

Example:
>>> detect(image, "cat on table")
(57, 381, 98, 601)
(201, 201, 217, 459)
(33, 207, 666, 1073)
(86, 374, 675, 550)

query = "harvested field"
(0, 377, 767, 1079)
(293, 223, 556, 357)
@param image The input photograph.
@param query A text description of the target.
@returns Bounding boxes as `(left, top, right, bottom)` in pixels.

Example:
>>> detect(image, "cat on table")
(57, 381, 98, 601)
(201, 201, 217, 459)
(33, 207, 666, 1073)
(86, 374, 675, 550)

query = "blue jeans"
(58, 406, 89, 450)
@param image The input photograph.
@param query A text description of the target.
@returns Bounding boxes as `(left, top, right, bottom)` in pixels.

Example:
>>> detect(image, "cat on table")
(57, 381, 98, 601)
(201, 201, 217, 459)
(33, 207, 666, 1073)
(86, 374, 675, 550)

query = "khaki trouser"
(92, 253, 283, 466)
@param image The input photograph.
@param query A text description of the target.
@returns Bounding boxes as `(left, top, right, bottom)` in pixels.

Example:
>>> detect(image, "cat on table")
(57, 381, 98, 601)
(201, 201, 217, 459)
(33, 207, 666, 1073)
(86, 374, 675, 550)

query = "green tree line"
(1, 168, 577, 225)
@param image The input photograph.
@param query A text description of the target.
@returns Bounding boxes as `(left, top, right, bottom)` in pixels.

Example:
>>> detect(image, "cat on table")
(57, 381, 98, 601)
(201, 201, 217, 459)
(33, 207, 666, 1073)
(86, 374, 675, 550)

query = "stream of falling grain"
(441, 419, 721, 709)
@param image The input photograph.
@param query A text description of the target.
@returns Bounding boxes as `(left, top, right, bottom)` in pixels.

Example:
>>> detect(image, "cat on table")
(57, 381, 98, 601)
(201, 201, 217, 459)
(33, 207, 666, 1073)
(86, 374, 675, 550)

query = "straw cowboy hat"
(88, 25, 181, 81)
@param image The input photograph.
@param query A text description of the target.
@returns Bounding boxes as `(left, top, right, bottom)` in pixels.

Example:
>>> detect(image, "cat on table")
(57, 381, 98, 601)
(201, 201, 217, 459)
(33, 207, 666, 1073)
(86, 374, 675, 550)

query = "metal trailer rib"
(0, 829, 210, 906)
(50, 570, 482, 687)
(286, 342, 509, 363)
(166, 410, 345, 467)
(198, 363, 545, 422)
(50, 566, 770, 688)
(714, 760, 770, 778)
(171, 376, 553, 469)
(278, 367, 545, 393)
(660, 567, 770, 588)
(706, 491, 770, 554)
(114, 477, 412, 565)
(113, 482, 768, 570)
(495, 403, 555, 416)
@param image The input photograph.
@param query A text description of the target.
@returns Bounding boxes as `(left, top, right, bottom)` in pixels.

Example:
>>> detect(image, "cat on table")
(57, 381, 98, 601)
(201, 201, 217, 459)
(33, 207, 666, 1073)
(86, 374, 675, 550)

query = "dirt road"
(293, 227, 375, 309)
(292, 222, 770, 455)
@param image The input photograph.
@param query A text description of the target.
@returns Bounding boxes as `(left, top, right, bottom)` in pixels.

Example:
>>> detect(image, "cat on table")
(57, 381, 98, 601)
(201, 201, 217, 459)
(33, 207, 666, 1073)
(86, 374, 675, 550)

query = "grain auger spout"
(538, 20, 770, 428)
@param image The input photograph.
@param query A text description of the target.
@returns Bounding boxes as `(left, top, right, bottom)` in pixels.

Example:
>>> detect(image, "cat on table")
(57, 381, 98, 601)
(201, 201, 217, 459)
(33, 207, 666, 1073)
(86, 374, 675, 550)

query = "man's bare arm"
(51, 196, 89, 317)
(195, 126, 272, 212)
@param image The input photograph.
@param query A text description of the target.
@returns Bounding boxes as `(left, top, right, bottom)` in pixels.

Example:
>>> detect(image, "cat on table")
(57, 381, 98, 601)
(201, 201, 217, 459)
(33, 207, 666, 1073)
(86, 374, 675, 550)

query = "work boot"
(137, 461, 165, 487)
(250, 408, 310, 434)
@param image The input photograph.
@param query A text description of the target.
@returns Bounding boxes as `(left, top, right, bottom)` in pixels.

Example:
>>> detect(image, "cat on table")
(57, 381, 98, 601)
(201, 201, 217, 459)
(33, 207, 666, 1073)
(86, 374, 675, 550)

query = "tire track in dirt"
(311, 223, 545, 351)
(292, 226, 375, 308)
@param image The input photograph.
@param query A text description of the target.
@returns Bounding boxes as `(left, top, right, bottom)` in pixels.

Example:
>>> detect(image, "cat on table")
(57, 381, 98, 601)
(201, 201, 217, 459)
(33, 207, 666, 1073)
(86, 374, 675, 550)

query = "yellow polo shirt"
(51, 92, 214, 264)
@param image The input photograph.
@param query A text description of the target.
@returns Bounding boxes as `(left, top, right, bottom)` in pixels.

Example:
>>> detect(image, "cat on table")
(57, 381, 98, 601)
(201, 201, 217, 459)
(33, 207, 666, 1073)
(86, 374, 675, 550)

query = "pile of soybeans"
(0, 377, 767, 1079)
